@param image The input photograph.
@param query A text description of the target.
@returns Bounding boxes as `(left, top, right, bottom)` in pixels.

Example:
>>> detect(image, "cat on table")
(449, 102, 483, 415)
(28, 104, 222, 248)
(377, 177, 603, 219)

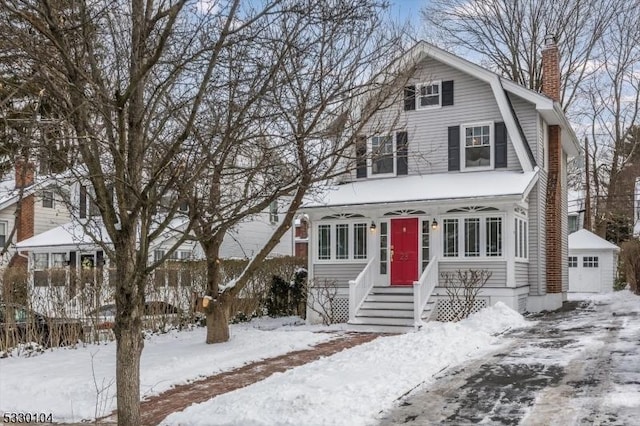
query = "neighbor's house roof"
(304, 170, 538, 209)
(15, 217, 191, 251)
(568, 189, 585, 215)
(569, 229, 619, 251)
(15, 221, 112, 251)
(391, 42, 581, 167)
(0, 173, 64, 211)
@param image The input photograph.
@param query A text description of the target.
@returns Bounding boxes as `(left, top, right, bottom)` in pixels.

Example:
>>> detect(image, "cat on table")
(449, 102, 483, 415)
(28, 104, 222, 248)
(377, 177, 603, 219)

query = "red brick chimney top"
(14, 157, 35, 189)
(542, 34, 560, 102)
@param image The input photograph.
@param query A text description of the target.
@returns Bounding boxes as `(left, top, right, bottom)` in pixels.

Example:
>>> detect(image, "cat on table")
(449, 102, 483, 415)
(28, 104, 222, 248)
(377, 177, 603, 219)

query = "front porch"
(305, 196, 534, 332)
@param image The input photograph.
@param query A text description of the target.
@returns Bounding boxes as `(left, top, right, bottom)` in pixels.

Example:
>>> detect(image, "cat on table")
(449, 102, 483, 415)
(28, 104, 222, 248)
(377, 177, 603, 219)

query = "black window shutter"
(495, 122, 508, 168)
(356, 136, 367, 178)
(448, 126, 460, 171)
(396, 131, 408, 175)
(404, 85, 416, 111)
(442, 80, 454, 106)
(97, 250, 104, 268)
(69, 251, 76, 267)
(79, 185, 87, 218)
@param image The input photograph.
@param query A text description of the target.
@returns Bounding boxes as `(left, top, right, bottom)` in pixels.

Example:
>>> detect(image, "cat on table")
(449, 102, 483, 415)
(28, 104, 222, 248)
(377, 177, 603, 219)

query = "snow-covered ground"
(5, 293, 635, 426)
(0, 317, 335, 423)
(161, 303, 530, 426)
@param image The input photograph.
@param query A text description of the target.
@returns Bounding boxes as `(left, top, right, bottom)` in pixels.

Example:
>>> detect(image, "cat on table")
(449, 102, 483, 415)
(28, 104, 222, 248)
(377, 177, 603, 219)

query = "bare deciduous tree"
(186, 0, 408, 343)
(420, 0, 619, 110)
(0, 0, 282, 423)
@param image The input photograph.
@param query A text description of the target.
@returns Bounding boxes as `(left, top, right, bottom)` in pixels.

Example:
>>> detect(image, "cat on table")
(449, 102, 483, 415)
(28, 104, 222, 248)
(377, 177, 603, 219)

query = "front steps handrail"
(348, 256, 377, 322)
(413, 255, 438, 328)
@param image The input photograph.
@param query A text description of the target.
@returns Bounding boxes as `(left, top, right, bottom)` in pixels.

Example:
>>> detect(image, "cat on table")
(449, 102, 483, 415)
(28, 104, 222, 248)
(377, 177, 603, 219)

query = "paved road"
(378, 300, 640, 425)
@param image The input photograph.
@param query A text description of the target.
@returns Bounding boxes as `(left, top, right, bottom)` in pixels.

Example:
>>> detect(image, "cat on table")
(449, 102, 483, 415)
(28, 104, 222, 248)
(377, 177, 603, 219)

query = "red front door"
(390, 218, 419, 285)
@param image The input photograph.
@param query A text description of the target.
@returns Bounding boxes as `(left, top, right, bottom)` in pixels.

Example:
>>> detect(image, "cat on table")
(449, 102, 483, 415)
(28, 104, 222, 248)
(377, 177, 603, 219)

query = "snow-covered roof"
(15, 221, 112, 250)
(304, 171, 537, 209)
(569, 229, 619, 251)
(15, 216, 193, 251)
(0, 174, 62, 211)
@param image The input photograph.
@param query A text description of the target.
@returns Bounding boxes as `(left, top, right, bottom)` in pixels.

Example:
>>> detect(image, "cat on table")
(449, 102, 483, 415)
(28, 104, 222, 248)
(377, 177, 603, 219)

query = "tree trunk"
(115, 321, 143, 425)
(113, 238, 144, 426)
(202, 239, 231, 344)
(206, 295, 230, 344)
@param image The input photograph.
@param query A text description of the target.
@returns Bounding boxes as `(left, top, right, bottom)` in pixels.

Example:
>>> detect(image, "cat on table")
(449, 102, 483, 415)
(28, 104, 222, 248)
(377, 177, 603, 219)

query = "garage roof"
(569, 229, 619, 251)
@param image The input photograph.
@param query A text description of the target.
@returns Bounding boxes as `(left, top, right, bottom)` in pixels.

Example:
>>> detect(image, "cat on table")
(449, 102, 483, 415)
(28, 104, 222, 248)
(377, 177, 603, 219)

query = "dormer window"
(417, 82, 440, 108)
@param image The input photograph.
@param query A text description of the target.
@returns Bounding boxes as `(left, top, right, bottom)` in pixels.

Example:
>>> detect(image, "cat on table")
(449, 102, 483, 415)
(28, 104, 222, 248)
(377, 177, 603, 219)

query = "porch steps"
(348, 285, 435, 333)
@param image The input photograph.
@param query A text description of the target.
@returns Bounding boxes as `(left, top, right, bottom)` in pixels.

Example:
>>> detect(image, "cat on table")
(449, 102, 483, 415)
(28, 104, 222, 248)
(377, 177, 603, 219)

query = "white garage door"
(569, 255, 601, 292)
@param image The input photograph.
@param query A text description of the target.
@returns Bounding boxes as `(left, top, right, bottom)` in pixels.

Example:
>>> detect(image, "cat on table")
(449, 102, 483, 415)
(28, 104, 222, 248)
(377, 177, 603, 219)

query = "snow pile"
(0, 320, 334, 423)
(162, 304, 531, 426)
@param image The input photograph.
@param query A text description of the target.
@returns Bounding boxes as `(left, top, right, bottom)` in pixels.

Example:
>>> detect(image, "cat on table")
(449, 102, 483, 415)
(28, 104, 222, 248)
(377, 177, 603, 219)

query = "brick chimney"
(14, 158, 35, 243)
(543, 35, 563, 294)
(14, 157, 35, 189)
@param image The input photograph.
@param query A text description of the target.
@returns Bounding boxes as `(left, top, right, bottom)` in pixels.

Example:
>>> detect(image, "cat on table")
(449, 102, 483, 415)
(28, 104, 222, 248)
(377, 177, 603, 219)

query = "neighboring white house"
(568, 229, 619, 294)
(0, 161, 71, 269)
(568, 189, 585, 234)
(302, 39, 580, 332)
(14, 179, 295, 315)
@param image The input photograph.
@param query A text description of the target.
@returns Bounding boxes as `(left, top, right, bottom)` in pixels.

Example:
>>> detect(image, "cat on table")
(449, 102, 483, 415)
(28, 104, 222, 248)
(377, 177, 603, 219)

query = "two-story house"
(0, 159, 70, 269)
(303, 39, 580, 332)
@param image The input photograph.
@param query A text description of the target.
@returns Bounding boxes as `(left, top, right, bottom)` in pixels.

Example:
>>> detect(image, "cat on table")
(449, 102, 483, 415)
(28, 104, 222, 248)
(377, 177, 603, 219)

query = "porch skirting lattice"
(332, 297, 349, 323)
(436, 298, 488, 322)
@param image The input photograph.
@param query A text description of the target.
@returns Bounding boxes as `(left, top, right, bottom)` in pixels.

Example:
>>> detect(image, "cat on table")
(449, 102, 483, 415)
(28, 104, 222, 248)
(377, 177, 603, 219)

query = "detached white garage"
(568, 229, 619, 293)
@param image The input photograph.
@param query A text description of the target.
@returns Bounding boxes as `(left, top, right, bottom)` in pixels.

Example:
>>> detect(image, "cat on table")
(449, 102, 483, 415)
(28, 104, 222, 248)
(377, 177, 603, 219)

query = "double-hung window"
(417, 82, 440, 108)
(42, 190, 54, 208)
(443, 216, 503, 258)
(317, 222, 368, 261)
(0, 221, 6, 247)
(462, 122, 493, 170)
(370, 136, 394, 175)
(514, 217, 528, 259)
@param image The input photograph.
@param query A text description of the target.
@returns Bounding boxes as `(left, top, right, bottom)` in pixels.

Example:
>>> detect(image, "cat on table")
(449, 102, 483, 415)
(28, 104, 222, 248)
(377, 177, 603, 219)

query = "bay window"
(317, 222, 368, 261)
(514, 217, 528, 259)
(443, 216, 503, 258)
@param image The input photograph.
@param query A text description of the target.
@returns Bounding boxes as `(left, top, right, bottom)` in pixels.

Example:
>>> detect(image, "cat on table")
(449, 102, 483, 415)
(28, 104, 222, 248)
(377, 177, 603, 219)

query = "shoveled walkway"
(97, 332, 381, 426)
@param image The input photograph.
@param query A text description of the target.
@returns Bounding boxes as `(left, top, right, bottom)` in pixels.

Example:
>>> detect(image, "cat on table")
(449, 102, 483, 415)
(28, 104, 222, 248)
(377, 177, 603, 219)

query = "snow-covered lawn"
(0, 317, 336, 423)
(161, 303, 531, 426)
(3, 293, 637, 425)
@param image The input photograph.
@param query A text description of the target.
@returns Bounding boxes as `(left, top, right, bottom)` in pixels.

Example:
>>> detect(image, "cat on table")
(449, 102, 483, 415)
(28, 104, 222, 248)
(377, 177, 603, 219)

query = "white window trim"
(514, 215, 529, 261)
(368, 136, 396, 177)
(0, 220, 7, 246)
(460, 121, 495, 172)
(441, 213, 505, 260)
(315, 221, 370, 263)
(416, 80, 442, 110)
(42, 190, 55, 208)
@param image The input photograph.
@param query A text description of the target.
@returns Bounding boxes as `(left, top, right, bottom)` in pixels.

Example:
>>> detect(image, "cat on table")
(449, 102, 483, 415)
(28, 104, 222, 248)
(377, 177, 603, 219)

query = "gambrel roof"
(393, 41, 581, 171)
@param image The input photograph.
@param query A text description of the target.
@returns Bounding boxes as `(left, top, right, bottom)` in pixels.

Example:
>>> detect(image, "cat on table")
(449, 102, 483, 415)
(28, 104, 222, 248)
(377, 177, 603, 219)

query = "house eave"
(302, 193, 526, 212)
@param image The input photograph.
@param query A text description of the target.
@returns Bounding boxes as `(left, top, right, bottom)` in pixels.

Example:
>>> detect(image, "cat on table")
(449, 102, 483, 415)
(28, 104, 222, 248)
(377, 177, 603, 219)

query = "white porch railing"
(413, 255, 439, 328)
(348, 256, 377, 322)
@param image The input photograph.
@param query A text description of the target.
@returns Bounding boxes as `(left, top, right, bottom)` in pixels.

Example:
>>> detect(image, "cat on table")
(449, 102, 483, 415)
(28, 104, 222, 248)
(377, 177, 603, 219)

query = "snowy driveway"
(378, 293, 640, 425)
